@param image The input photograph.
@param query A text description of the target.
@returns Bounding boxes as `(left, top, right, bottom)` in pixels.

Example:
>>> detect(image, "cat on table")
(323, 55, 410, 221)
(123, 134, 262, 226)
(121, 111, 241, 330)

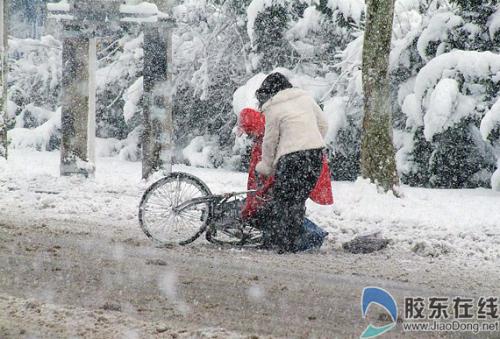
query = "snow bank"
(8, 108, 61, 151)
(96, 138, 123, 158)
(2, 150, 500, 260)
(182, 136, 219, 168)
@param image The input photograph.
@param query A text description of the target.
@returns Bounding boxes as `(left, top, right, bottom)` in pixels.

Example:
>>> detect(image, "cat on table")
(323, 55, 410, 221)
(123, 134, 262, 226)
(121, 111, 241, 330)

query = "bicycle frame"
(173, 190, 257, 215)
(172, 190, 259, 244)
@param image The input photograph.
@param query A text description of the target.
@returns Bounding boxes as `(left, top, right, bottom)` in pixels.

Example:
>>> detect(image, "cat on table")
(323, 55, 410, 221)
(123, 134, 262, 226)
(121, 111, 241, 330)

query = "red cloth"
(310, 154, 334, 205)
(238, 108, 334, 219)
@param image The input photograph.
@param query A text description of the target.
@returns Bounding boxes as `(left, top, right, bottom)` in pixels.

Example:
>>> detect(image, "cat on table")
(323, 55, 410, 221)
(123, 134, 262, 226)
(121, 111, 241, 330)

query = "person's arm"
(313, 100, 328, 138)
(256, 110, 280, 176)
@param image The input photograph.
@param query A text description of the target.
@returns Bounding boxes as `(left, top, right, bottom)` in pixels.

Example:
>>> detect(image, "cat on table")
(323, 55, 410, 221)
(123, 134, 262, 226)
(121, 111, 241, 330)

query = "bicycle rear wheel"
(206, 199, 263, 247)
(139, 172, 211, 246)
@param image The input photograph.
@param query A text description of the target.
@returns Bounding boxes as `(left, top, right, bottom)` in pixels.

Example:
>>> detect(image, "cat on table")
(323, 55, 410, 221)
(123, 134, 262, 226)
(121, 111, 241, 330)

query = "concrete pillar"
(142, 22, 173, 179)
(87, 37, 97, 165)
(60, 23, 95, 177)
(0, 0, 8, 159)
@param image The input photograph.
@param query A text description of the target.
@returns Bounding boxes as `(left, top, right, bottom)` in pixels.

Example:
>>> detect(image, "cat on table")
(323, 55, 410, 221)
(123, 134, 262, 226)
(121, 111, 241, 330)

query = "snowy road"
(1, 151, 500, 337)
(0, 216, 498, 338)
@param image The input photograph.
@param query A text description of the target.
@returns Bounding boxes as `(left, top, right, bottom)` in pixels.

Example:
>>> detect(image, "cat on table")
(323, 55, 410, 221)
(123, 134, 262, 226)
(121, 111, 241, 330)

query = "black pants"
(259, 148, 324, 252)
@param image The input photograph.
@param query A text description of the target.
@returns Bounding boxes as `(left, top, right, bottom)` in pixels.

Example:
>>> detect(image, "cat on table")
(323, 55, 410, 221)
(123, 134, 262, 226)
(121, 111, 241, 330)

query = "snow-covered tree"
(244, 0, 366, 180)
(397, 1, 500, 188)
(5, 0, 500, 190)
(171, 0, 251, 167)
(6, 35, 61, 151)
(249, 1, 298, 72)
(8, 0, 46, 38)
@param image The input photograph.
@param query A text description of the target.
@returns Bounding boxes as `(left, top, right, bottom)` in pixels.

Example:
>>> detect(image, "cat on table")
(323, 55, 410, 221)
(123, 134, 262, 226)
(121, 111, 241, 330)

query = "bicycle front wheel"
(139, 172, 212, 246)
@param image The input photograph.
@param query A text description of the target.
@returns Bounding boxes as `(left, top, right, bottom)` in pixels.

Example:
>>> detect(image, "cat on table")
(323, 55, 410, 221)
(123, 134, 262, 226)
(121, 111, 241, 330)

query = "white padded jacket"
(255, 88, 328, 176)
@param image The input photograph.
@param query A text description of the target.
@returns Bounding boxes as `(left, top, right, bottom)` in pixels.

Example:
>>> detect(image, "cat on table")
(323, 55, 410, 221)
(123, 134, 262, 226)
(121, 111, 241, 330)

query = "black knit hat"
(255, 72, 293, 108)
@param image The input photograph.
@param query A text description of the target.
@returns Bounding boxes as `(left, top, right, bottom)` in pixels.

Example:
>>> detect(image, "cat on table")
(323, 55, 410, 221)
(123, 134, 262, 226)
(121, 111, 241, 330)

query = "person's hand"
(255, 161, 272, 177)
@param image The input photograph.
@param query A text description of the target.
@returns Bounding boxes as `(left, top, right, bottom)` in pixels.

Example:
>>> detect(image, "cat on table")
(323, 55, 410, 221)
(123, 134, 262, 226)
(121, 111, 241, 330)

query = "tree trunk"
(142, 23, 173, 179)
(361, 0, 399, 193)
(0, 0, 8, 159)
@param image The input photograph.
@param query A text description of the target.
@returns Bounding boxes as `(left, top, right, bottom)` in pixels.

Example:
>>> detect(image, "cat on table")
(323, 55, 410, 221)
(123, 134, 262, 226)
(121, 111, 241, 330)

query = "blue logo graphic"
(361, 287, 398, 338)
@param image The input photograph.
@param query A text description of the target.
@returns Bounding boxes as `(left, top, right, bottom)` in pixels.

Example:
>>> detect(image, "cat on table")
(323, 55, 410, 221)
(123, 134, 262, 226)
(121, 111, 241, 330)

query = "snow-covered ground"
(1, 150, 500, 262)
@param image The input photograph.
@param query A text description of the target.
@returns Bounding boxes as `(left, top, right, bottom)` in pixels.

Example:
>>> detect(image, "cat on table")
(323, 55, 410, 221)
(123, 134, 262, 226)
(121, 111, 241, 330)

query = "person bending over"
(254, 72, 328, 252)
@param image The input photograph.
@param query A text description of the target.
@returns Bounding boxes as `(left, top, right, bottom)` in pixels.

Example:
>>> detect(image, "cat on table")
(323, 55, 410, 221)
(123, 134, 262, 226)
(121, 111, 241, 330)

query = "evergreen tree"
(253, 3, 298, 72)
(399, 1, 500, 188)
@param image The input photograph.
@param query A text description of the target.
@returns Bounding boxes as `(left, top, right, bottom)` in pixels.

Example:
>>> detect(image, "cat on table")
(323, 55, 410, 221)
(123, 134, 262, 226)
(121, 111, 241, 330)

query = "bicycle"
(138, 172, 263, 247)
